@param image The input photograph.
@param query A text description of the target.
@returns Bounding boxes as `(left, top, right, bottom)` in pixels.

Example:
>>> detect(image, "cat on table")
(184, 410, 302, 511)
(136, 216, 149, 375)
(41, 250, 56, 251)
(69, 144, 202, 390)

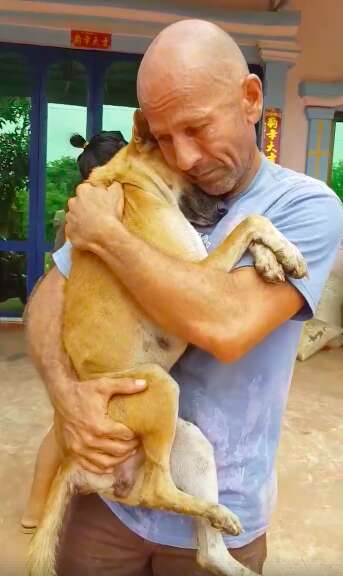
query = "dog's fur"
(28, 110, 307, 576)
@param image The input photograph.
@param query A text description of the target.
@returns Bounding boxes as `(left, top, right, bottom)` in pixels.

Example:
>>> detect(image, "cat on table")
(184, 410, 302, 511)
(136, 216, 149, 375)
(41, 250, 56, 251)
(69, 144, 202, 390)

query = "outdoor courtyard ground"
(0, 325, 342, 575)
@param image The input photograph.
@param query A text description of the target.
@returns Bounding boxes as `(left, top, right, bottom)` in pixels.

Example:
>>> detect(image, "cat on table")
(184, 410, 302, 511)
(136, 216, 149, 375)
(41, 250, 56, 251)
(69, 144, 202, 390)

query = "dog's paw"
(275, 240, 308, 279)
(252, 236, 308, 281)
(198, 548, 256, 576)
(250, 218, 308, 281)
(249, 241, 285, 283)
(210, 504, 243, 536)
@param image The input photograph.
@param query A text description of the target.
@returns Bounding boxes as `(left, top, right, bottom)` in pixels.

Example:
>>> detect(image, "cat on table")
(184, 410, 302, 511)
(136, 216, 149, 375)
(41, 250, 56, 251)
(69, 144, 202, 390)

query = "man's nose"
(174, 137, 202, 172)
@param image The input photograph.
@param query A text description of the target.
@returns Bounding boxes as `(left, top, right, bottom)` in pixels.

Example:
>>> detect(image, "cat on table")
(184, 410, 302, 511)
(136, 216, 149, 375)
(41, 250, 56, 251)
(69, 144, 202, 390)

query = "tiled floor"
(0, 326, 342, 575)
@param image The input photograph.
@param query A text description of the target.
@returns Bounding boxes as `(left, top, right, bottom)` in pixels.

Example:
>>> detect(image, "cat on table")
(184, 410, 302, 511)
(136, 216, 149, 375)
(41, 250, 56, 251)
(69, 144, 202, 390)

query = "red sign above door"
(71, 30, 112, 50)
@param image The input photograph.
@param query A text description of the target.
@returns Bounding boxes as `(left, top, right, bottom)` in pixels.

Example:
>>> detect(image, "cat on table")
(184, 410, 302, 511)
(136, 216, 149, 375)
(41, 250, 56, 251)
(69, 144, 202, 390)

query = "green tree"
(330, 161, 343, 203)
(45, 156, 80, 242)
(0, 97, 30, 239)
(0, 95, 80, 242)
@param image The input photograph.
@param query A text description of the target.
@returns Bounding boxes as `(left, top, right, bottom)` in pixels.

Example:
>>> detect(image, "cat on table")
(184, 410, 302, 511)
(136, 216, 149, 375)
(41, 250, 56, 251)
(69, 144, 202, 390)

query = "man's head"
(137, 19, 263, 196)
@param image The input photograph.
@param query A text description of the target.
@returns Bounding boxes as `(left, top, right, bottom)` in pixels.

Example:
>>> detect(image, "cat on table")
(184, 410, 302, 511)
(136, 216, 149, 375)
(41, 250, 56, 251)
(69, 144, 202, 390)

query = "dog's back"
(63, 139, 207, 380)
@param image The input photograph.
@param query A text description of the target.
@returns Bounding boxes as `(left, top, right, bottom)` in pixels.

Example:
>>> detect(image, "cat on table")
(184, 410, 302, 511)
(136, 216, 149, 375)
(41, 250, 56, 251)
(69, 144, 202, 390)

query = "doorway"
(0, 43, 141, 317)
(0, 42, 263, 318)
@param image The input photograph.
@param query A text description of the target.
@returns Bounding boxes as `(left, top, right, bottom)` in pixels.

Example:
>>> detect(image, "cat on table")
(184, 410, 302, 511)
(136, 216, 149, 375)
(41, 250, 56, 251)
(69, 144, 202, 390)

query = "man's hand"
(66, 181, 124, 251)
(54, 375, 146, 474)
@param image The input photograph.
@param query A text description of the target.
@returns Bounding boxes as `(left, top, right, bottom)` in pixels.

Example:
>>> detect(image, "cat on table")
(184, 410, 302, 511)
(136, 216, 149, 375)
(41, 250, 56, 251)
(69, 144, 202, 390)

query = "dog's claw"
(249, 242, 285, 284)
(249, 237, 308, 283)
(211, 505, 243, 536)
(275, 244, 308, 279)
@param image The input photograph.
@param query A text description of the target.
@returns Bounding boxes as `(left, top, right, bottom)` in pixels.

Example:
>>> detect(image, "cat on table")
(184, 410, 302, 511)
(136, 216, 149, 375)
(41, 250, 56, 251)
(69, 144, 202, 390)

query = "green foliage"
(45, 156, 80, 242)
(0, 96, 80, 242)
(0, 97, 30, 239)
(330, 161, 343, 203)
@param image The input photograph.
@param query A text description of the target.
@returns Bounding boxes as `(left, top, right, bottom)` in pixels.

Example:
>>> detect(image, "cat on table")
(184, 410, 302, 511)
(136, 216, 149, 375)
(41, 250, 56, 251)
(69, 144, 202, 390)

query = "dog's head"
(89, 110, 226, 228)
(129, 110, 227, 227)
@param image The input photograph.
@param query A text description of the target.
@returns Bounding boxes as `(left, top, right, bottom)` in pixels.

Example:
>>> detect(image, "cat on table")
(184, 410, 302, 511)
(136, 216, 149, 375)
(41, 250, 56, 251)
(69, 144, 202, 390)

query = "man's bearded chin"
(196, 172, 240, 197)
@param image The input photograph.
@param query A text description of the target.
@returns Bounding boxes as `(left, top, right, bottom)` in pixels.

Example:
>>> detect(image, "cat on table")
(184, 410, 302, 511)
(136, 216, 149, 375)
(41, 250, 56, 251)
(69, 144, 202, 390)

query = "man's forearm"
(91, 221, 242, 358)
(26, 267, 77, 415)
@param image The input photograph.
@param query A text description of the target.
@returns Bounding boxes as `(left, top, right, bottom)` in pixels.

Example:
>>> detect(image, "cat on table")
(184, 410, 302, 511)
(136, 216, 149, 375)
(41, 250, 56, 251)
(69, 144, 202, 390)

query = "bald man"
(27, 19, 343, 576)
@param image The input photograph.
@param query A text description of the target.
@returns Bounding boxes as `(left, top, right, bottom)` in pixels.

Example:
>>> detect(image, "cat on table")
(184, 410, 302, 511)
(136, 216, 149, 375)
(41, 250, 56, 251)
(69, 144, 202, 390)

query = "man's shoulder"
(261, 159, 342, 219)
(236, 159, 343, 321)
(265, 159, 336, 201)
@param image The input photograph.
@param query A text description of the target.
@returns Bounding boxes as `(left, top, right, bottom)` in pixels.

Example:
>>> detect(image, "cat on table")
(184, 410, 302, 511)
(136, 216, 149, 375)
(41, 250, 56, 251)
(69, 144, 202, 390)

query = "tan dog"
(28, 111, 307, 576)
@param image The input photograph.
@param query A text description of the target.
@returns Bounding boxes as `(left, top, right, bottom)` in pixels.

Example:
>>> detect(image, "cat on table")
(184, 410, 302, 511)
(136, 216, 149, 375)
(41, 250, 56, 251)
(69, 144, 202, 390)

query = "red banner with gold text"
(71, 30, 111, 50)
(263, 108, 282, 164)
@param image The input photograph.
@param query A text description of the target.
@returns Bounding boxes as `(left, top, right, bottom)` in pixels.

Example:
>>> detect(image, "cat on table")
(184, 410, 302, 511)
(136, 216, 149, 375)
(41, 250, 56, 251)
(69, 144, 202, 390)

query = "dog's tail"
(27, 462, 77, 576)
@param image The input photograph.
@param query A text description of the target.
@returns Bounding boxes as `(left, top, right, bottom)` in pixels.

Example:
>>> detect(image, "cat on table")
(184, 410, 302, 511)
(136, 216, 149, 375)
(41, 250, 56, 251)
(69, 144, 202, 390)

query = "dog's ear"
(133, 109, 157, 152)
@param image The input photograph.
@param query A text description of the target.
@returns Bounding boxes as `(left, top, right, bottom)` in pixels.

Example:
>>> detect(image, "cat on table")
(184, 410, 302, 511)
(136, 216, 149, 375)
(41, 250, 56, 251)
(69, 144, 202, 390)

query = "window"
(102, 58, 141, 140)
(45, 60, 88, 243)
(0, 53, 31, 241)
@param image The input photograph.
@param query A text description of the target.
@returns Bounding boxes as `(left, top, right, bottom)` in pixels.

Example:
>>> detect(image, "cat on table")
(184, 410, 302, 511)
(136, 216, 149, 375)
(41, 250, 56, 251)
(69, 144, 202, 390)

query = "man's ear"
(242, 74, 263, 125)
(132, 109, 157, 152)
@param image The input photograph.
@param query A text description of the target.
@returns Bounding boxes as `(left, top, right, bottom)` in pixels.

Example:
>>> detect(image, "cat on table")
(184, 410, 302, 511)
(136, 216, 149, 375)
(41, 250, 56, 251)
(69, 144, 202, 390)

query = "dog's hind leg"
(171, 419, 257, 576)
(104, 364, 241, 536)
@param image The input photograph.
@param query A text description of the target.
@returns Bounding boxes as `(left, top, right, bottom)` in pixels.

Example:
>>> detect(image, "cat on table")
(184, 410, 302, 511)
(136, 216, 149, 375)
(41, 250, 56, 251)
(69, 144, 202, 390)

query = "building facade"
(0, 0, 342, 318)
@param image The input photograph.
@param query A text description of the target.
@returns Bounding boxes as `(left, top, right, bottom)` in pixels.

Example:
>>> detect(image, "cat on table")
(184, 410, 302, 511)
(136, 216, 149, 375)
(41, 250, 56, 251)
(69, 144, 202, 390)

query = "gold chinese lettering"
(265, 142, 277, 154)
(92, 35, 99, 47)
(266, 116, 278, 130)
(266, 151, 277, 163)
(73, 34, 82, 46)
(266, 128, 278, 141)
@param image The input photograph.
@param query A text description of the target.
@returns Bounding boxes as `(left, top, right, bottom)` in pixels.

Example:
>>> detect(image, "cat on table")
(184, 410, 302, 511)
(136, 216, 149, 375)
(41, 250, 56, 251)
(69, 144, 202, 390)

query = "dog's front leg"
(202, 214, 307, 281)
(171, 419, 257, 576)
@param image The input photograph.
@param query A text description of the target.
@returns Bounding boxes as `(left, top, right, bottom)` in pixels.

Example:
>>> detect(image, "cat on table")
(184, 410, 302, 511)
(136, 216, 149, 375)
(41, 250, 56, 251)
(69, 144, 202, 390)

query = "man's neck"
(226, 147, 262, 199)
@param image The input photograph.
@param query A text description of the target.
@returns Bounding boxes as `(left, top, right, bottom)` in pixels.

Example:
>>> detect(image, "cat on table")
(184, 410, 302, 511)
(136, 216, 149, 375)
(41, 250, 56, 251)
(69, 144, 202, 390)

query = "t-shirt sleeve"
(235, 185, 343, 321)
(52, 240, 72, 278)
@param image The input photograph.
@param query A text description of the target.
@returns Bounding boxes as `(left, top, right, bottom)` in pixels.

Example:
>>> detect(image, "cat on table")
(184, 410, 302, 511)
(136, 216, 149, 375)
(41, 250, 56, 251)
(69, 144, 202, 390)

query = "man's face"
(141, 74, 260, 196)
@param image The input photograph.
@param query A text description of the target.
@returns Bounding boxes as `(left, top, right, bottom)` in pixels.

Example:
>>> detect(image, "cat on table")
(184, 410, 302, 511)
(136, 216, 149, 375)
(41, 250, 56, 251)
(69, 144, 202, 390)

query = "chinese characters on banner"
(71, 30, 112, 50)
(263, 108, 282, 163)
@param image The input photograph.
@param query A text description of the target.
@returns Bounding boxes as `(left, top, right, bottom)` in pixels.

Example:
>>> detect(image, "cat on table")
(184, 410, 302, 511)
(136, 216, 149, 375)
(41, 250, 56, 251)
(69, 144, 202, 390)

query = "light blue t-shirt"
(54, 155, 343, 548)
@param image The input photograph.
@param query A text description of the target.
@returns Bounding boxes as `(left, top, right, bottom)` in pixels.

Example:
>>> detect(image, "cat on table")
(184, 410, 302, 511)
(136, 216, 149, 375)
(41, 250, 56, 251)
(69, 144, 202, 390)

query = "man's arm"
(26, 266, 75, 408)
(26, 266, 146, 473)
(66, 184, 304, 363)
(93, 225, 304, 362)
